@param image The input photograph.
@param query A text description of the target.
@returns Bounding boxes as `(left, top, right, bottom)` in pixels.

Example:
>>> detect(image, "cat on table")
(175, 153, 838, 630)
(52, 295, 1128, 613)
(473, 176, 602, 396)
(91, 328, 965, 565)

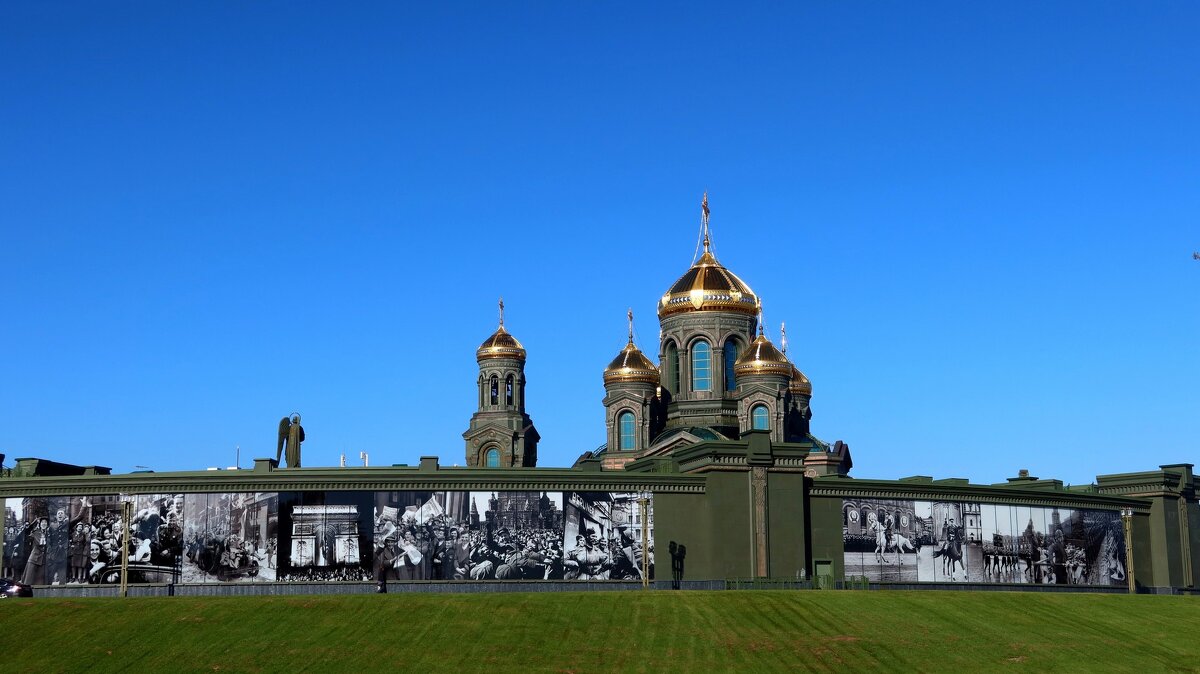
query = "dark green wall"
(807, 495, 844, 581)
(703, 471, 754, 578)
(766, 472, 807, 578)
(652, 492, 712, 581)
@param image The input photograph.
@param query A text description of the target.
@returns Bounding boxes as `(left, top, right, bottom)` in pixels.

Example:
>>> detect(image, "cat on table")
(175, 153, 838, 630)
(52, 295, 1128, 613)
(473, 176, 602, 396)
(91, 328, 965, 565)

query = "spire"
(627, 308, 634, 344)
(498, 297, 505, 328)
(780, 322, 788, 356)
(701, 191, 711, 253)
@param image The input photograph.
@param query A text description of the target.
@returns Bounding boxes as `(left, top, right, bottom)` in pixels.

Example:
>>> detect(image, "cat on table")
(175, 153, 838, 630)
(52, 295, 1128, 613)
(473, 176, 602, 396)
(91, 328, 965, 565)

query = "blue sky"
(1, 3, 1197, 484)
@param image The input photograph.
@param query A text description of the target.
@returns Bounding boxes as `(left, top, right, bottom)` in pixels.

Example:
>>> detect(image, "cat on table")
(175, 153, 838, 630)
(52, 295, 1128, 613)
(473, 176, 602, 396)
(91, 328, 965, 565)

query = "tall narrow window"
(751, 404, 769, 430)
(489, 375, 499, 405)
(618, 411, 636, 450)
(692, 341, 711, 391)
(664, 342, 679, 394)
(724, 337, 740, 391)
(485, 448, 500, 467)
(505, 375, 514, 406)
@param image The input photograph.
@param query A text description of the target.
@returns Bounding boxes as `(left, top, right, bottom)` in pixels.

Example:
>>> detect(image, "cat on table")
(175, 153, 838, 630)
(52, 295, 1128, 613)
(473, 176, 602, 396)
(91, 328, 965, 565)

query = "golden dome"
(476, 325, 526, 362)
(789, 363, 813, 396)
(658, 249, 760, 318)
(733, 332, 791, 378)
(603, 341, 660, 386)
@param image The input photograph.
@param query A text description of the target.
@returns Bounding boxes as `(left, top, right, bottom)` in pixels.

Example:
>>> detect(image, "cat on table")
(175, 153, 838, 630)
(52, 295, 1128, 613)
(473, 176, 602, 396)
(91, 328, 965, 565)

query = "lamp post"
(637, 491, 652, 590)
(1121, 508, 1135, 594)
(119, 493, 135, 598)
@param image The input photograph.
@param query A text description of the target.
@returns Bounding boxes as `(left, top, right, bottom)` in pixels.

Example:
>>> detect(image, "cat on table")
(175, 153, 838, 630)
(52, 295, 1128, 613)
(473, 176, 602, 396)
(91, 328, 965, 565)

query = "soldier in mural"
(846, 498, 1128, 587)
(563, 492, 652, 582)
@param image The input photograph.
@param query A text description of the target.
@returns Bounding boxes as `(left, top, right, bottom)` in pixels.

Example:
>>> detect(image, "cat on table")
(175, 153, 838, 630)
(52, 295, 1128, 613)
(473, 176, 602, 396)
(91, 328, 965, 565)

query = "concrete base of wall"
(32, 579, 726, 598)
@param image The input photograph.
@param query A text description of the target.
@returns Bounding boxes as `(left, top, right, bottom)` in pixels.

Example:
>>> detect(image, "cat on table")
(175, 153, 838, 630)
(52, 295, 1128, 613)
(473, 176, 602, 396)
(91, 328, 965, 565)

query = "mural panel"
(182, 493, 278, 583)
(4, 494, 183, 586)
(564, 492, 654, 581)
(843, 498, 1126, 586)
(5, 490, 654, 585)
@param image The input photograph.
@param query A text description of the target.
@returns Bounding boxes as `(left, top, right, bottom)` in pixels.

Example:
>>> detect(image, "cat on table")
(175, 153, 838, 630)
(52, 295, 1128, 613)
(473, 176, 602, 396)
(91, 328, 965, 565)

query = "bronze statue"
(276, 414, 305, 468)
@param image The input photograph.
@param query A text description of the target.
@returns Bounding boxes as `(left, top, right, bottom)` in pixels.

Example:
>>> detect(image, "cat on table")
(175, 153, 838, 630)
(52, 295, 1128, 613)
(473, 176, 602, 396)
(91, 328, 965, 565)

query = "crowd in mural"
(4, 491, 653, 585)
(843, 498, 1127, 586)
(3, 494, 183, 586)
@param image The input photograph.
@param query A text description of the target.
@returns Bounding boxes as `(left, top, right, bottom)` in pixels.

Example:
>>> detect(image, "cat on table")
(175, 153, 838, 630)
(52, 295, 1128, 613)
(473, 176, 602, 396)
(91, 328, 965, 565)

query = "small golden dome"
(789, 363, 812, 396)
(477, 325, 526, 362)
(733, 332, 791, 378)
(658, 250, 760, 319)
(603, 341, 660, 386)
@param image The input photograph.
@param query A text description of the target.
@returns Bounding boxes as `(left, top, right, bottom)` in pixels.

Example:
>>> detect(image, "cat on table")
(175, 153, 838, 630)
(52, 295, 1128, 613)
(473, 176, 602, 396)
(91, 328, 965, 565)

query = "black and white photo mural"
(563, 492, 654, 581)
(182, 493, 278, 583)
(5, 490, 654, 585)
(843, 498, 1127, 586)
(276, 492, 374, 582)
(4, 494, 184, 586)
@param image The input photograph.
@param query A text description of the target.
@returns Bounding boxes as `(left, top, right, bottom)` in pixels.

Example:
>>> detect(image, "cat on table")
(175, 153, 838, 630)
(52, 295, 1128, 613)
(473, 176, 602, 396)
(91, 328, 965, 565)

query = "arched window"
(692, 340, 711, 391)
(505, 375, 514, 406)
(663, 342, 679, 394)
(618, 411, 636, 450)
(724, 337, 740, 391)
(751, 404, 769, 430)
(489, 375, 499, 405)
(485, 448, 500, 467)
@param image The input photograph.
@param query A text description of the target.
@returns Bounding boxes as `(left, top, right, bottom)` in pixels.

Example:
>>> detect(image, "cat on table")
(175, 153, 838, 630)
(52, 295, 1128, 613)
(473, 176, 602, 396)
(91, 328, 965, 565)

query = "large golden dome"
(733, 332, 791, 378)
(603, 341, 660, 385)
(789, 363, 813, 396)
(658, 249, 760, 318)
(476, 325, 526, 362)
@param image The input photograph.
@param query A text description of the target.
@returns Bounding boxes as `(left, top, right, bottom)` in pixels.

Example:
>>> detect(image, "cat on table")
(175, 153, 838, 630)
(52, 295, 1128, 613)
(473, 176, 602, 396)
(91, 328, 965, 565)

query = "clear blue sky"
(2, 3, 1197, 484)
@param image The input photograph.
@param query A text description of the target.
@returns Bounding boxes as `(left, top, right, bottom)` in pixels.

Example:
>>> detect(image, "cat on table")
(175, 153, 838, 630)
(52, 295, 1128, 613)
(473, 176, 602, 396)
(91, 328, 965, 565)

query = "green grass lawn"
(1, 590, 1197, 673)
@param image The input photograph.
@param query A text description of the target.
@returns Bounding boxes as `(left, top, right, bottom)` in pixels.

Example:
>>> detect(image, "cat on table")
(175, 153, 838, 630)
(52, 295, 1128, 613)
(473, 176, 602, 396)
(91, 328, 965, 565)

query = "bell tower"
(601, 310, 662, 469)
(463, 299, 540, 467)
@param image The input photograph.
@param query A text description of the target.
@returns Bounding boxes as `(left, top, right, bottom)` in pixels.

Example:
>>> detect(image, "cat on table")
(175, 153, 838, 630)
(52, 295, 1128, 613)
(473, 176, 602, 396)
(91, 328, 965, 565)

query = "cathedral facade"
(2, 200, 1197, 594)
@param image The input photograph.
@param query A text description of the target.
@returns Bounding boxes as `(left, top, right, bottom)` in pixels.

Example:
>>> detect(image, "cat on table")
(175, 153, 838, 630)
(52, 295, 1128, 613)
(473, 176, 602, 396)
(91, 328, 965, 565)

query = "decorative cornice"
(809, 478, 1149, 512)
(0, 469, 707, 497)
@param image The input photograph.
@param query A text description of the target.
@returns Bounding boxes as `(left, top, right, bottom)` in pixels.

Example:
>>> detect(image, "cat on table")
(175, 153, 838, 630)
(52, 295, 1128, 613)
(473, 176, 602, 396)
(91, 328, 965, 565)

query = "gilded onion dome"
(659, 197, 759, 318)
(603, 341, 660, 386)
(733, 331, 792, 378)
(477, 298, 526, 362)
(659, 250, 761, 318)
(789, 363, 813, 396)
(604, 310, 659, 385)
(477, 325, 526, 362)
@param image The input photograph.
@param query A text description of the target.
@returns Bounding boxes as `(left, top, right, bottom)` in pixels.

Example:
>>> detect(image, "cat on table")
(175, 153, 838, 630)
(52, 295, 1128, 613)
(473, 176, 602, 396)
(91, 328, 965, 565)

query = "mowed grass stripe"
(0, 591, 1198, 673)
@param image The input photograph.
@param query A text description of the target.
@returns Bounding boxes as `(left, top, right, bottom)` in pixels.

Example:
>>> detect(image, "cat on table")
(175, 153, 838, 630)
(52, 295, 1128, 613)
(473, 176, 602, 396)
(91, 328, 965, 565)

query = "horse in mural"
(870, 515, 919, 565)
(933, 520, 967, 580)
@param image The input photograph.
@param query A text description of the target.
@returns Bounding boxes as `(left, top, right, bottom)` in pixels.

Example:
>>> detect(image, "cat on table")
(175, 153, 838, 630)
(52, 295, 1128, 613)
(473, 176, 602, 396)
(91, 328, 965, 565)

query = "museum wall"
(840, 497, 1128, 587)
(3, 490, 654, 586)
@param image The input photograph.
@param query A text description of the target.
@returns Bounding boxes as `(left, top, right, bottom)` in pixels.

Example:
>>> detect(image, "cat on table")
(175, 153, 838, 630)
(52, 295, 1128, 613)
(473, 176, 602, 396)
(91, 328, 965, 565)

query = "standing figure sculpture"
(276, 414, 305, 468)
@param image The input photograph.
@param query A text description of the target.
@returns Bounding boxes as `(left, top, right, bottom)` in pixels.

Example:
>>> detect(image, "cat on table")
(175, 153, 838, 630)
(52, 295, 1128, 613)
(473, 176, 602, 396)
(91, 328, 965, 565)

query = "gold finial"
(627, 308, 634, 343)
(701, 191, 711, 252)
(757, 309, 765, 337)
(498, 297, 505, 328)
(781, 322, 788, 355)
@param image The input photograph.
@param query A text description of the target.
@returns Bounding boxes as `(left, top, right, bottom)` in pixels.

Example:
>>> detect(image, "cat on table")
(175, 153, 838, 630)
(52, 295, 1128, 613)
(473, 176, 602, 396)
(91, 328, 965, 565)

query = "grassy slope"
(0, 591, 1197, 673)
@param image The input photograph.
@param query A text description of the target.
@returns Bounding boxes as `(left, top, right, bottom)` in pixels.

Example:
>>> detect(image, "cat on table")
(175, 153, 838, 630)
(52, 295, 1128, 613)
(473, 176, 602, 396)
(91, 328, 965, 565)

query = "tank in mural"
(843, 497, 1127, 586)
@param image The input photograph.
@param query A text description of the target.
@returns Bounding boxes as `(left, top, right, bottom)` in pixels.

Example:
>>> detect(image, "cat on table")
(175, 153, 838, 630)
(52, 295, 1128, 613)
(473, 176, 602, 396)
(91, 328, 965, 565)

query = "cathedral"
(3, 197, 1196, 594)
(464, 196, 817, 471)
